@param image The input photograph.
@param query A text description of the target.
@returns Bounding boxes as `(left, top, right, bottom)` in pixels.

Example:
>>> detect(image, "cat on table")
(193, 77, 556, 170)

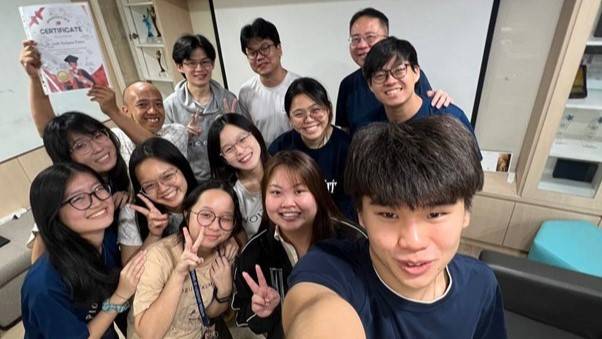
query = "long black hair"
(129, 138, 198, 241)
(30, 162, 119, 306)
(207, 113, 269, 184)
(179, 179, 243, 243)
(42, 111, 129, 193)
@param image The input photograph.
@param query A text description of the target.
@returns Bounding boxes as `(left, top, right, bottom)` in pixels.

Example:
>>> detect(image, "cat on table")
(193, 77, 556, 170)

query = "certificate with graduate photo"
(19, 3, 109, 94)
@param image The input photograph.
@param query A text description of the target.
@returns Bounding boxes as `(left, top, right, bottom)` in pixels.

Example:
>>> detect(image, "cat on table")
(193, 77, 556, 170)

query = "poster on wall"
(19, 3, 109, 94)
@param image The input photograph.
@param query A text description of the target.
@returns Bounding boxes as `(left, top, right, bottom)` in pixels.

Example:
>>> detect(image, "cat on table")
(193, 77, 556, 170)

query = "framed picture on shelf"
(569, 64, 588, 99)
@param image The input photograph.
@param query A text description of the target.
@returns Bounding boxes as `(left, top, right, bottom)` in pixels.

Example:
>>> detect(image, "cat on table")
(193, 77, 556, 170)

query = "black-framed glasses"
(140, 168, 179, 196)
(190, 209, 235, 231)
(371, 63, 410, 84)
(61, 184, 112, 211)
(69, 129, 111, 155)
(290, 105, 328, 122)
(245, 44, 274, 59)
(220, 132, 252, 158)
(348, 33, 387, 47)
(182, 59, 214, 69)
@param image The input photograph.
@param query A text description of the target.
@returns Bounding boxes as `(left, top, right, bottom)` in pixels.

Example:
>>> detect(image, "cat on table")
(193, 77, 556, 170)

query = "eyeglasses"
(349, 33, 387, 47)
(220, 133, 252, 158)
(290, 105, 328, 122)
(182, 59, 214, 69)
(371, 64, 411, 84)
(70, 130, 111, 156)
(61, 184, 112, 211)
(140, 168, 179, 196)
(190, 209, 235, 231)
(245, 44, 274, 59)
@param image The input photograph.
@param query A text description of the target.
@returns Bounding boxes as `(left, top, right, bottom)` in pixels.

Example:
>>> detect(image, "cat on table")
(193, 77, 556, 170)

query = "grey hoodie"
(164, 79, 250, 181)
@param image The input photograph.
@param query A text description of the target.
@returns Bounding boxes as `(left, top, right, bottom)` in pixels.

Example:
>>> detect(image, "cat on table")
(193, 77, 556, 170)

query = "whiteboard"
(212, 0, 496, 122)
(1, 0, 108, 162)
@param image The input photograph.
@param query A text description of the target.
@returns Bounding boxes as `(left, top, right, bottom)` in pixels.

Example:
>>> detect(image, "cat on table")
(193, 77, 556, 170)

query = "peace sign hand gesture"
(242, 264, 280, 318)
(187, 110, 202, 137)
(175, 227, 204, 277)
(129, 194, 169, 238)
(223, 98, 237, 113)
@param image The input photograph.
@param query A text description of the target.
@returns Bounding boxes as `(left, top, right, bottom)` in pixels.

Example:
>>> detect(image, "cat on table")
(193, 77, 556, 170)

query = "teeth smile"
(89, 208, 106, 219)
(281, 212, 300, 218)
(385, 89, 401, 95)
(162, 190, 177, 199)
(97, 154, 110, 163)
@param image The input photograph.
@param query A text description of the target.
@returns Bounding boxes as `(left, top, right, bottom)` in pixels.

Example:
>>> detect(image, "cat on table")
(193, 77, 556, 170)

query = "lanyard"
(189, 270, 211, 327)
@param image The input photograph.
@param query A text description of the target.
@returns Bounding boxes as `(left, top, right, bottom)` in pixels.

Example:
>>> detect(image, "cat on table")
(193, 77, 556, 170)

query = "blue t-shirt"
(366, 96, 482, 159)
(21, 229, 121, 339)
(335, 68, 431, 135)
(289, 238, 507, 339)
(268, 127, 355, 220)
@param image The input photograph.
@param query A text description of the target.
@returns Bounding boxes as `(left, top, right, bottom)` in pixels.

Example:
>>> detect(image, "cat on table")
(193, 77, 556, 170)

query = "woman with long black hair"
(21, 163, 146, 338)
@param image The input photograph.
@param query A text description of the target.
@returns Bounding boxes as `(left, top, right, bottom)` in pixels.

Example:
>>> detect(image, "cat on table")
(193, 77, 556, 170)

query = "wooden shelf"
(124, 1, 153, 7)
(135, 42, 164, 48)
(549, 138, 602, 162)
(538, 170, 596, 197)
(566, 88, 602, 109)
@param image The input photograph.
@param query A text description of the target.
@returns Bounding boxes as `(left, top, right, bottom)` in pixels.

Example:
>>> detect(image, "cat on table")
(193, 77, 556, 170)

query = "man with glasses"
(239, 18, 301, 145)
(165, 34, 249, 181)
(336, 8, 451, 135)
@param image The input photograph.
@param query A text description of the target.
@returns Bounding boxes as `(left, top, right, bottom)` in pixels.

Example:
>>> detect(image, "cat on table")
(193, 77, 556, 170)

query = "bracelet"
(213, 287, 232, 304)
(102, 298, 130, 313)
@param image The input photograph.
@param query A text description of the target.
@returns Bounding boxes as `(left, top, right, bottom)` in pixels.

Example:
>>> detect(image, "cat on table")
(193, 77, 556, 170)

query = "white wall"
(212, 0, 496, 120)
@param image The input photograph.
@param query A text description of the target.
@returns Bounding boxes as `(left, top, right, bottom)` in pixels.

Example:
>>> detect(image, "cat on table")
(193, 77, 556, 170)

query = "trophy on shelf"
(156, 50, 168, 78)
(142, 12, 154, 43)
(149, 6, 162, 44)
(555, 113, 574, 145)
(582, 116, 602, 148)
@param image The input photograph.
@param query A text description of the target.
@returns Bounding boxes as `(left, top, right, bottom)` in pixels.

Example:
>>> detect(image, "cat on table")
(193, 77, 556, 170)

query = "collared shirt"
(273, 226, 298, 266)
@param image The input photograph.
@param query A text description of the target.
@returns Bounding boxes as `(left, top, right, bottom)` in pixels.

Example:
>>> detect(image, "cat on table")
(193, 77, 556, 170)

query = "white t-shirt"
(113, 123, 188, 166)
(238, 71, 301, 145)
(233, 180, 263, 238)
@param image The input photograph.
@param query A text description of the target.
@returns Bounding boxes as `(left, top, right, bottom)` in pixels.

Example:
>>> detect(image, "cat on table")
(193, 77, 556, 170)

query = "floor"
(0, 242, 488, 338)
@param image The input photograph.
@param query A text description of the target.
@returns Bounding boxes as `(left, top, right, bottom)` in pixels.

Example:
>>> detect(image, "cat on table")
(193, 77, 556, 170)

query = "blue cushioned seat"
(528, 220, 602, 278)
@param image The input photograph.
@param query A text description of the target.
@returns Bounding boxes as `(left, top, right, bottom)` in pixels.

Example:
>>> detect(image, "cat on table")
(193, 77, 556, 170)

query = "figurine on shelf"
(582, 116, 602, 148)
(555, 113, 574, 145)
(142, 12, 154, 43)
(149, 7, 162, 43)
(156, 50, 168, 78)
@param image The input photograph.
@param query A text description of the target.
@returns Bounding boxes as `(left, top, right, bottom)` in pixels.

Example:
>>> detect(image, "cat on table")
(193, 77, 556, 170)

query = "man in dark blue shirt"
(335, 8, 451, 135)
(283, 117, 506, 339)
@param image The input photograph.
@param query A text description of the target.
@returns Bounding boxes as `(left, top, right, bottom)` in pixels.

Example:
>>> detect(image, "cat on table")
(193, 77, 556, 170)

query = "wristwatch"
(102, 298, 131, 313)
(213, 288, 232, 303)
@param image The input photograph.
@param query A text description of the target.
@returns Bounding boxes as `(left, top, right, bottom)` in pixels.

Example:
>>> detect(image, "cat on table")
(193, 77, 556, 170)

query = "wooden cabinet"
(117, 0, 193, 97)
(463, 196, 514, 246)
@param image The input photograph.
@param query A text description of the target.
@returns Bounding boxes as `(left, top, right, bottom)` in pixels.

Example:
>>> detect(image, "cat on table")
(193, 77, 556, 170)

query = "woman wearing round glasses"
(208, 113, 270, 240)
(22, 163, 146, 338)
(269, 77, 355, 220)
(363, 37, 480, 156)
(118, 138, 199, 265)
(132, 179, 242, 338)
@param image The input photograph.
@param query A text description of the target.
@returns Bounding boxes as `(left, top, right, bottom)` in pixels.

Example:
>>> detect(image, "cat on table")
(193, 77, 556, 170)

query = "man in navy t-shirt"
(335, 8, 451, 135)
(283, 117, 506, 339)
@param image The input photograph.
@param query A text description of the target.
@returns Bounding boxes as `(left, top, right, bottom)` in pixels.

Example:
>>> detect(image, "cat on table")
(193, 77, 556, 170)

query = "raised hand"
(175, 227, 204, 277)
(88, 85, 120, 116)
(219, 237, 239, 262)
(112, 190, 132, 209)
(187, 110, 202, 137)
(427, 89, 453, 109)
(242, 265, 280, 318)
(20, 40, 41, 78)
(129, 194, 169, 238)
(223, 98, 237, 113)
(210, 255, 233, 295)
(115, 249, 146, 300)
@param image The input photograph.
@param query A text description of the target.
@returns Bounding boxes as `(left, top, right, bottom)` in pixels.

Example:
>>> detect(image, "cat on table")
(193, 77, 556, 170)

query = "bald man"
(88, 82, 187, 165)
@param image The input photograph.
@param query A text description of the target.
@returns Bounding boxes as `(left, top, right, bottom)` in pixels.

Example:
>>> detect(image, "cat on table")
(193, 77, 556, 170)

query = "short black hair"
(172, 34, 216, 64)
(349, 8, 389, 33)
(363, 37, 419, 85)
(240, 18, 281, 54)
(345, 116, 484, 212)
(284, 77, 333, 122)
